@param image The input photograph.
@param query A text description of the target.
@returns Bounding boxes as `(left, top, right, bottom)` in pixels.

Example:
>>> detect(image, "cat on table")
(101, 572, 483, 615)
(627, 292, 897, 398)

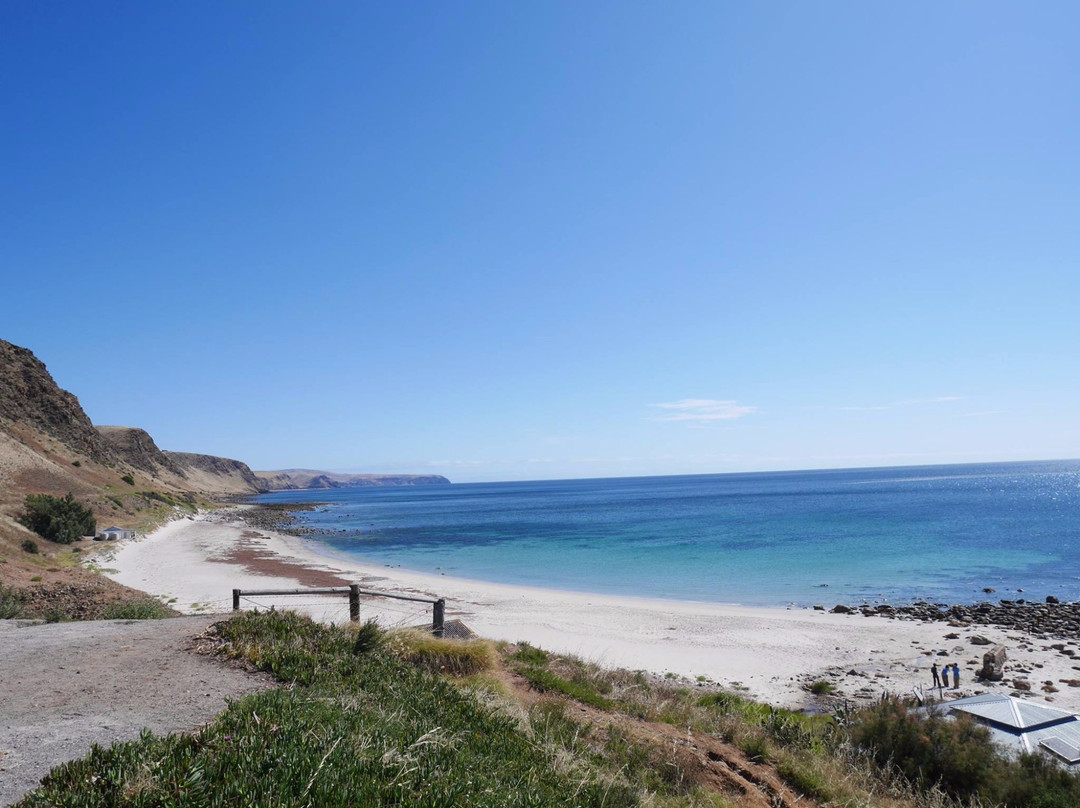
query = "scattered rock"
(1013, 679, 1031, 691)
(969, 635, 993, 646)
(830, 604, 853, 614)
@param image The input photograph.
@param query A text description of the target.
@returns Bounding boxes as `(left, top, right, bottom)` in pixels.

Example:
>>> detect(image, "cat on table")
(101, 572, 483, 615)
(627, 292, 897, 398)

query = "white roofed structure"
(946, 693, 1080, 766)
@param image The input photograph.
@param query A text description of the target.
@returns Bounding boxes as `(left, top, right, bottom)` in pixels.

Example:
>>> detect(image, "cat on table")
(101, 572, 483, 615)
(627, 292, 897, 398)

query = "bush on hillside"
(848, 698, 1080, 805)
(18, 493, 96, 545)
(98, 598, 175, 620)
(850, 699, 999, 799)
(0, 583, 23, 618)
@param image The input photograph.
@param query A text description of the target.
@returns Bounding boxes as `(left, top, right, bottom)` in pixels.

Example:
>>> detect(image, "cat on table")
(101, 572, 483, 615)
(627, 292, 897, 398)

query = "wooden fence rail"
(232, 583, 447, 637)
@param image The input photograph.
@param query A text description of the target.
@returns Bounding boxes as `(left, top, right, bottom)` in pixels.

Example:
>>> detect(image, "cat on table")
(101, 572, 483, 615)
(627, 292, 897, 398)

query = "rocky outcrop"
(96, 426, 185, 477)
(256, 469, 451, 490)
(0, 340, 114, 461)
(165, 452, 267, 494)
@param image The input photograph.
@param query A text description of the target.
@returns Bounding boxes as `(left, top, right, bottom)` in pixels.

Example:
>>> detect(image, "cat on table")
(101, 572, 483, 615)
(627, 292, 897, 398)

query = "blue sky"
(3, 3, 1078, 482)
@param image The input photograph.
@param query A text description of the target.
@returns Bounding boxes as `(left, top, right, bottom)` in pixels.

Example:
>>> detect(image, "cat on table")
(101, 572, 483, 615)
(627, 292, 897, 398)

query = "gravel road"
(0, 616, 271, 807)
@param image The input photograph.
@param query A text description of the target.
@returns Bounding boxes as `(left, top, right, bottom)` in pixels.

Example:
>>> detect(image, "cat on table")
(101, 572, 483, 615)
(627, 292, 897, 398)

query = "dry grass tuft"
(386, 628, 497, 677)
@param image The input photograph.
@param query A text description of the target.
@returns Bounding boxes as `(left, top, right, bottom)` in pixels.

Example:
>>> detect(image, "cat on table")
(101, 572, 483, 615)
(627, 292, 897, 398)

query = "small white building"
(98, 526, 136, 541)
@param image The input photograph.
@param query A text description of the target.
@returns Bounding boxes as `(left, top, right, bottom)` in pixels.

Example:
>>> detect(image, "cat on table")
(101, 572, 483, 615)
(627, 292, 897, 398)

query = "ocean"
(256, 460, 1080, 608)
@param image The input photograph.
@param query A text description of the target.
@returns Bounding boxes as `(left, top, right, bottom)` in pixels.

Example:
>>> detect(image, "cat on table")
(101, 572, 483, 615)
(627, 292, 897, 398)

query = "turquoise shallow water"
(256, 460, 1080, 607)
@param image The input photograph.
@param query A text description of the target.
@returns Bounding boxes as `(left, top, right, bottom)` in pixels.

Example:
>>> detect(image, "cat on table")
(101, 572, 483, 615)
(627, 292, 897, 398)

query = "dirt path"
(0, 615, 272, 807)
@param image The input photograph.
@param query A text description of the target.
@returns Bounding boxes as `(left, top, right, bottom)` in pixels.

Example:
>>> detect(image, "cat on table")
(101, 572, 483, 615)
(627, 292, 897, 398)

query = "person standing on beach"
(931, 662, 941, 689)
(952, 663, 960, 689)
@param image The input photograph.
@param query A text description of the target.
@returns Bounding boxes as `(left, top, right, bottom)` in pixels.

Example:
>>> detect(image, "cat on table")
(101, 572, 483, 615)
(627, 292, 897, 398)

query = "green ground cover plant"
(18, 610, 1080, 808)
(17, 611, 632, 808)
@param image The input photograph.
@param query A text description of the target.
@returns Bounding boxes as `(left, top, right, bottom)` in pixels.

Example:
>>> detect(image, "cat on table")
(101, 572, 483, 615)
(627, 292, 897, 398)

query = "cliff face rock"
(0, 340, 114, 461)
(96, 426, 186, 477)
(0, 339, 267, 497)
(256, 469, 451, 491)
(165, 452, 267, 494)
(0, 339, 437, 500)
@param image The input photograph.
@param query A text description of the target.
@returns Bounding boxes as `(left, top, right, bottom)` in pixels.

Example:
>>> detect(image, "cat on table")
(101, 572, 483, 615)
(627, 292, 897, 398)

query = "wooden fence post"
(433, 598, 445, 638)
(232, 588, 241, 612)
(349, 584, 361, 622)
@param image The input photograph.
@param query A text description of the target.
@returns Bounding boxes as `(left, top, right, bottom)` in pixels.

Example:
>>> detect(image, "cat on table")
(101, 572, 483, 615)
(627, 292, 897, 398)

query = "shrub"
(808, 680, 835, 695)
(22, 539, 39, 554)
(518, 665, 615, 710)
(513, 641, 550, 666)
(99, 599, 174, 620)
(350, 618, 383, 655)
(777, 758, 833, 801)
(18, 492, 96, 544)
(121, 474, 135, 485)
(738, 731, 771, 762)
(849, 699, 1000, 800)
(697, 691, 747, 713)
(71, 460, 81, 467)
(0, 583, 23, 619)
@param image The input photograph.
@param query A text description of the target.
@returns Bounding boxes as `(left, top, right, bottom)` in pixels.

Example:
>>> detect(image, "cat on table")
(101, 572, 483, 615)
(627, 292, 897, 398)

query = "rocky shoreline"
(233, 501, 325, 535)
(826, 598, 1080, 640)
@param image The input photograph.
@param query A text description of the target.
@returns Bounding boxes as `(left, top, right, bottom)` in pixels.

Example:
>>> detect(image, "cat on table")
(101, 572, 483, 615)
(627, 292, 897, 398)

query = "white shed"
(98, 526, 136, 541)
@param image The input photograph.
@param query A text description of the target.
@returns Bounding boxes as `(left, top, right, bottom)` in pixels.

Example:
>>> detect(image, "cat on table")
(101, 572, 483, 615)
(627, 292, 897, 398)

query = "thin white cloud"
(650, 399, 757, 423)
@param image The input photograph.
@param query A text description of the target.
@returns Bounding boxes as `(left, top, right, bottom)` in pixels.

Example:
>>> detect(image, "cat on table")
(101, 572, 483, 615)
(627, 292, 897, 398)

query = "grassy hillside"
(16, 611, 1080, 807)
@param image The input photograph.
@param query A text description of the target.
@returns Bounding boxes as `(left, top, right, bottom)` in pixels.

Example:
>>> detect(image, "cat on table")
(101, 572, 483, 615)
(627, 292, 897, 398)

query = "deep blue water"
(256, 460, 1080, 607)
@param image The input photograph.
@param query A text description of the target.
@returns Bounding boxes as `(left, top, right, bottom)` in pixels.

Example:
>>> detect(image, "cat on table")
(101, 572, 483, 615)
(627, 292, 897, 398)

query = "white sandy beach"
(102, 509, 1080, 712)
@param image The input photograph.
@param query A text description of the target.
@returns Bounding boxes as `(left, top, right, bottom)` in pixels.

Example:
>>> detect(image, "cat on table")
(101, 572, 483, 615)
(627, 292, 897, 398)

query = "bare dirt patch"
(0, 615, 272, 807)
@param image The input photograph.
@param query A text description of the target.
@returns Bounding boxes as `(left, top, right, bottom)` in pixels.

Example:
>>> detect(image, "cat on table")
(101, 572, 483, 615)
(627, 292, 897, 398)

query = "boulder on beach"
(980, 645, 1007, 681)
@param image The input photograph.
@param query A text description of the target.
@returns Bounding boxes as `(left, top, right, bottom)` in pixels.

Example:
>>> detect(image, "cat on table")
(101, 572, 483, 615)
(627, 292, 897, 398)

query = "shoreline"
(102, 507, 1080, 712)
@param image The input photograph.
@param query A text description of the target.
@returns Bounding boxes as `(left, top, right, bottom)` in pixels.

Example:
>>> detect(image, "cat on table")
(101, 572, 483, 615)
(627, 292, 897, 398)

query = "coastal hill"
(0, 338, 267, 503)
(0, 339, 273, 591)
(256, 468, 450, 490)
(0, 337, 452, 589)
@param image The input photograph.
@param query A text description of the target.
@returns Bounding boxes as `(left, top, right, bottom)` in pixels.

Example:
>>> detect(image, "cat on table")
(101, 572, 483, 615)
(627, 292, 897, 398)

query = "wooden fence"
(232, 584, 447, 637)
